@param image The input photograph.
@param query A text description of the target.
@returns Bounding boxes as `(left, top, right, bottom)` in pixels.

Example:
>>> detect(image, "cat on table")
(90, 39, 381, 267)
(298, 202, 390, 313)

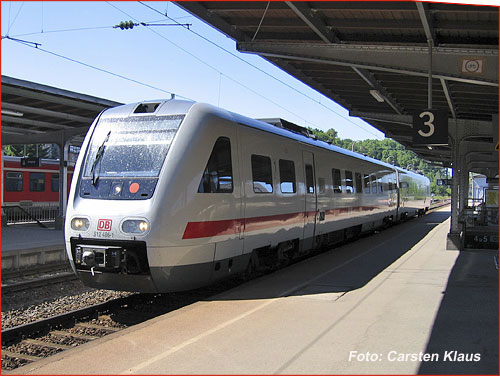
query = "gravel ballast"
(2, 279, 132, 330)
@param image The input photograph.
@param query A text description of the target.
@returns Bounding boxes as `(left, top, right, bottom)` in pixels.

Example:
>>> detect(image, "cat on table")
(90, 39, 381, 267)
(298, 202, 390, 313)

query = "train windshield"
(82, 115, 184, 178)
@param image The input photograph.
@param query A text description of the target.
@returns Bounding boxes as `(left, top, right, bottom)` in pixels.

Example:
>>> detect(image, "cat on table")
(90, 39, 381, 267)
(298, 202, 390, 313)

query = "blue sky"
(1, 1, 493, 140)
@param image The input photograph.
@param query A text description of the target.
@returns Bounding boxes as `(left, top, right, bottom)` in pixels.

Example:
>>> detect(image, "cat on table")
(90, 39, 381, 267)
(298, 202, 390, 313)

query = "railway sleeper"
(22, 338, 73, 351)
(2, 341, 62, 360)
(51, 330, 99, 341)
(74, 322, 121, 332)
(2, 349, 42, 363)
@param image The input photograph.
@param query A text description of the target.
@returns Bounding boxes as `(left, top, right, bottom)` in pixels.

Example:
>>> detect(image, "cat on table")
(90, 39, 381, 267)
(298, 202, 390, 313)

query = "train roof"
(100, 99, 427, 180)
(3, 155, 61, 165)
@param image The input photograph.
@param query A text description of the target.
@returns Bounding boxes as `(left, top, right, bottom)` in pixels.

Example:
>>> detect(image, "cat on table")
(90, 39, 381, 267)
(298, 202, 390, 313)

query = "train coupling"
(72, 240, 150, 275)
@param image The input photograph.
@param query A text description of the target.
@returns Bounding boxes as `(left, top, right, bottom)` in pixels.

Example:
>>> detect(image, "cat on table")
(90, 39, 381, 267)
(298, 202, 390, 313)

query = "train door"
(302, 151, 317, 251)
(210, 125, 244, 264)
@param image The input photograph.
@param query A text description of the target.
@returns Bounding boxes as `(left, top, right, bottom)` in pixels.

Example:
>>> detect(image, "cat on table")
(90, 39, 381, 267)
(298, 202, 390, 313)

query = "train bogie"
(65, 100, 430, 293)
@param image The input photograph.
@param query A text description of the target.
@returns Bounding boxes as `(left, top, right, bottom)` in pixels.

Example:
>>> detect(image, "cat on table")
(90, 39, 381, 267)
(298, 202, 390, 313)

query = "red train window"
(6, 172, 23, 192)
(30, 172, 45, 192)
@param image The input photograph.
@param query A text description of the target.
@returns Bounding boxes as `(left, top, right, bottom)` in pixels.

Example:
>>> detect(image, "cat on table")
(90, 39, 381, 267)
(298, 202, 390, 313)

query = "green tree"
(3, 144, 56, 158)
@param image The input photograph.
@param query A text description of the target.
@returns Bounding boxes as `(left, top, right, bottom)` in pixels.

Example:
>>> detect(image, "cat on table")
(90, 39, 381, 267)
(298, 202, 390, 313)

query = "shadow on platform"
(214, 210, 451, 302)
(417, 250, 498, 375)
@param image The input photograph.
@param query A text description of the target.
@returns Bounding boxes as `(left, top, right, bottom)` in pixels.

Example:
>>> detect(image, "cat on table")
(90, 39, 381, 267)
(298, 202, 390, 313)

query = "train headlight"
(122, 219, 149, 234)
(71, 217, 90, 231)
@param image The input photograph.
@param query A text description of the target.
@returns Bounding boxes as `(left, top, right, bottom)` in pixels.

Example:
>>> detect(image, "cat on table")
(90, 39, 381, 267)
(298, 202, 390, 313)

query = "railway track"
(1, 272, 78, 294)
(1, 263, 71, 280)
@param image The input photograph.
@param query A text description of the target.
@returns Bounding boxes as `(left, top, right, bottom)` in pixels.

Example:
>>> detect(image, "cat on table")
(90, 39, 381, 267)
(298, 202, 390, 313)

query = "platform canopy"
(1, 75, 122, 147)
(177, 1, 498, 167)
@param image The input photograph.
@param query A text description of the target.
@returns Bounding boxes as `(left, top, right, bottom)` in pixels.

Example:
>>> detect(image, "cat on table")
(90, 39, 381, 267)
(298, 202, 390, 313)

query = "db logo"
(97, 219, 112, 231)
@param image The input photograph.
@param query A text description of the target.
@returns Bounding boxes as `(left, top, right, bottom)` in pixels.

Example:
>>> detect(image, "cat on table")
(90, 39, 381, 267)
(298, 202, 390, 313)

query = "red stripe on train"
(182, 218, 242, 239)
(182, 205, 384, 239)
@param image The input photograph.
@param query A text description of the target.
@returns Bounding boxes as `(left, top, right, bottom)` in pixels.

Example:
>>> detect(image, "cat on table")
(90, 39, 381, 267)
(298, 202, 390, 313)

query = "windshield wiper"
(90, 130, 111, 186)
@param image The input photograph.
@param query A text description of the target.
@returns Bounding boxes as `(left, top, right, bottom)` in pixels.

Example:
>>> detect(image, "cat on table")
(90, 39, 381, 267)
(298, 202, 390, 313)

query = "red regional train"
(3, 156, 73, 205)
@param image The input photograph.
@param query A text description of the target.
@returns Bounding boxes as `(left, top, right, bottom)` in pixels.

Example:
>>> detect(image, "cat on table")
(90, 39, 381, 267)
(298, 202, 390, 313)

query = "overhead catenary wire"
(6, 1, 25, 36)
(105, 1, 318, 127)
(5, 37, 192, 101)
(12, 25, 115, 38)
(4, 32, 309, 128)
(6, 2, 383, 140)
(4, 32, 312, 128)
(9, 18, 186, 38)
(2, 35, 41, 48)
(138, 2, 384, 140)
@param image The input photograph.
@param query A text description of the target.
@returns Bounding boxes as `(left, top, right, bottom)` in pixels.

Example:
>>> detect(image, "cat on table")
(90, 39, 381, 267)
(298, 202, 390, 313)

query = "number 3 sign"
(412, 109, 448, 145)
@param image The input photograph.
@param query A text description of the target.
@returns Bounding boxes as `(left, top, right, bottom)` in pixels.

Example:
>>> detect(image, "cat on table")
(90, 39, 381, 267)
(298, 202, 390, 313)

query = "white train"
(65, 100, 430, 293)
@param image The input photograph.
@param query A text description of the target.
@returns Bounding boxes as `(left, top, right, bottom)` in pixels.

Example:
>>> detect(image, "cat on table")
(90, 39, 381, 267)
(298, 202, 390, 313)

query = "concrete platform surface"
(9, 208, 498, 375)
(1, 224, 64, 253)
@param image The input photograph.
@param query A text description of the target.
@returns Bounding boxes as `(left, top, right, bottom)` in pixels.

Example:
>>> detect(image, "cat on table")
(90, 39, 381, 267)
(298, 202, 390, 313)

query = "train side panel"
(312, 148, 398, 241)
(237, 125, 305, 257)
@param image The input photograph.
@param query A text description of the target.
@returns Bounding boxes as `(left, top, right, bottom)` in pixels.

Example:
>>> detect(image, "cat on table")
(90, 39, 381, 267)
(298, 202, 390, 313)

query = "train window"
(51, 174, 60, 192)
(332, 168, 342, 194)
(82, 115, 184, 179)
(355, 173, 362, 194)
(198, 137, 233, 193)
(30, 172, 45, 192)
(305, 164, 314, 194)
(344, 171, 354, 194)
(252, 155, 273, 193)
(371, 175, 377, 194)
(363, 174, 370, 194)
(6, 172, 23, 192)
(279, 159, 296, 194)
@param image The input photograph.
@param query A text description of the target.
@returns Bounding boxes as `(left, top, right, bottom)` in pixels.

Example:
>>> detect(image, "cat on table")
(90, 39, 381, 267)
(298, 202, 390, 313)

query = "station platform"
(1, 224, 64, 253)
(1, 225, 66, 271)
(9, 207, 498, 375)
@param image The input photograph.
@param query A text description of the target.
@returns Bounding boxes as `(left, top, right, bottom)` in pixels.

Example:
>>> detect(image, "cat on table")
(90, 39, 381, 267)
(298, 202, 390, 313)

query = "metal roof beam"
(416, 2, 436, 45)
(2, 76, 120, 108)
(175, 1, 250, 41)
(2, 102, 94, 124)
(285, 2, 340, 44)
(349, 111, 413, 127)
(350, 111, 493, 129)
(237, 42, 499, 86)
(440, 78, 457, 119)
(2, 115, 72, 130)
(2, 86, 110, 112)
(2, 127, 88, 146)
(1, 126, 45, 135)
(351, 67, 404, 115)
